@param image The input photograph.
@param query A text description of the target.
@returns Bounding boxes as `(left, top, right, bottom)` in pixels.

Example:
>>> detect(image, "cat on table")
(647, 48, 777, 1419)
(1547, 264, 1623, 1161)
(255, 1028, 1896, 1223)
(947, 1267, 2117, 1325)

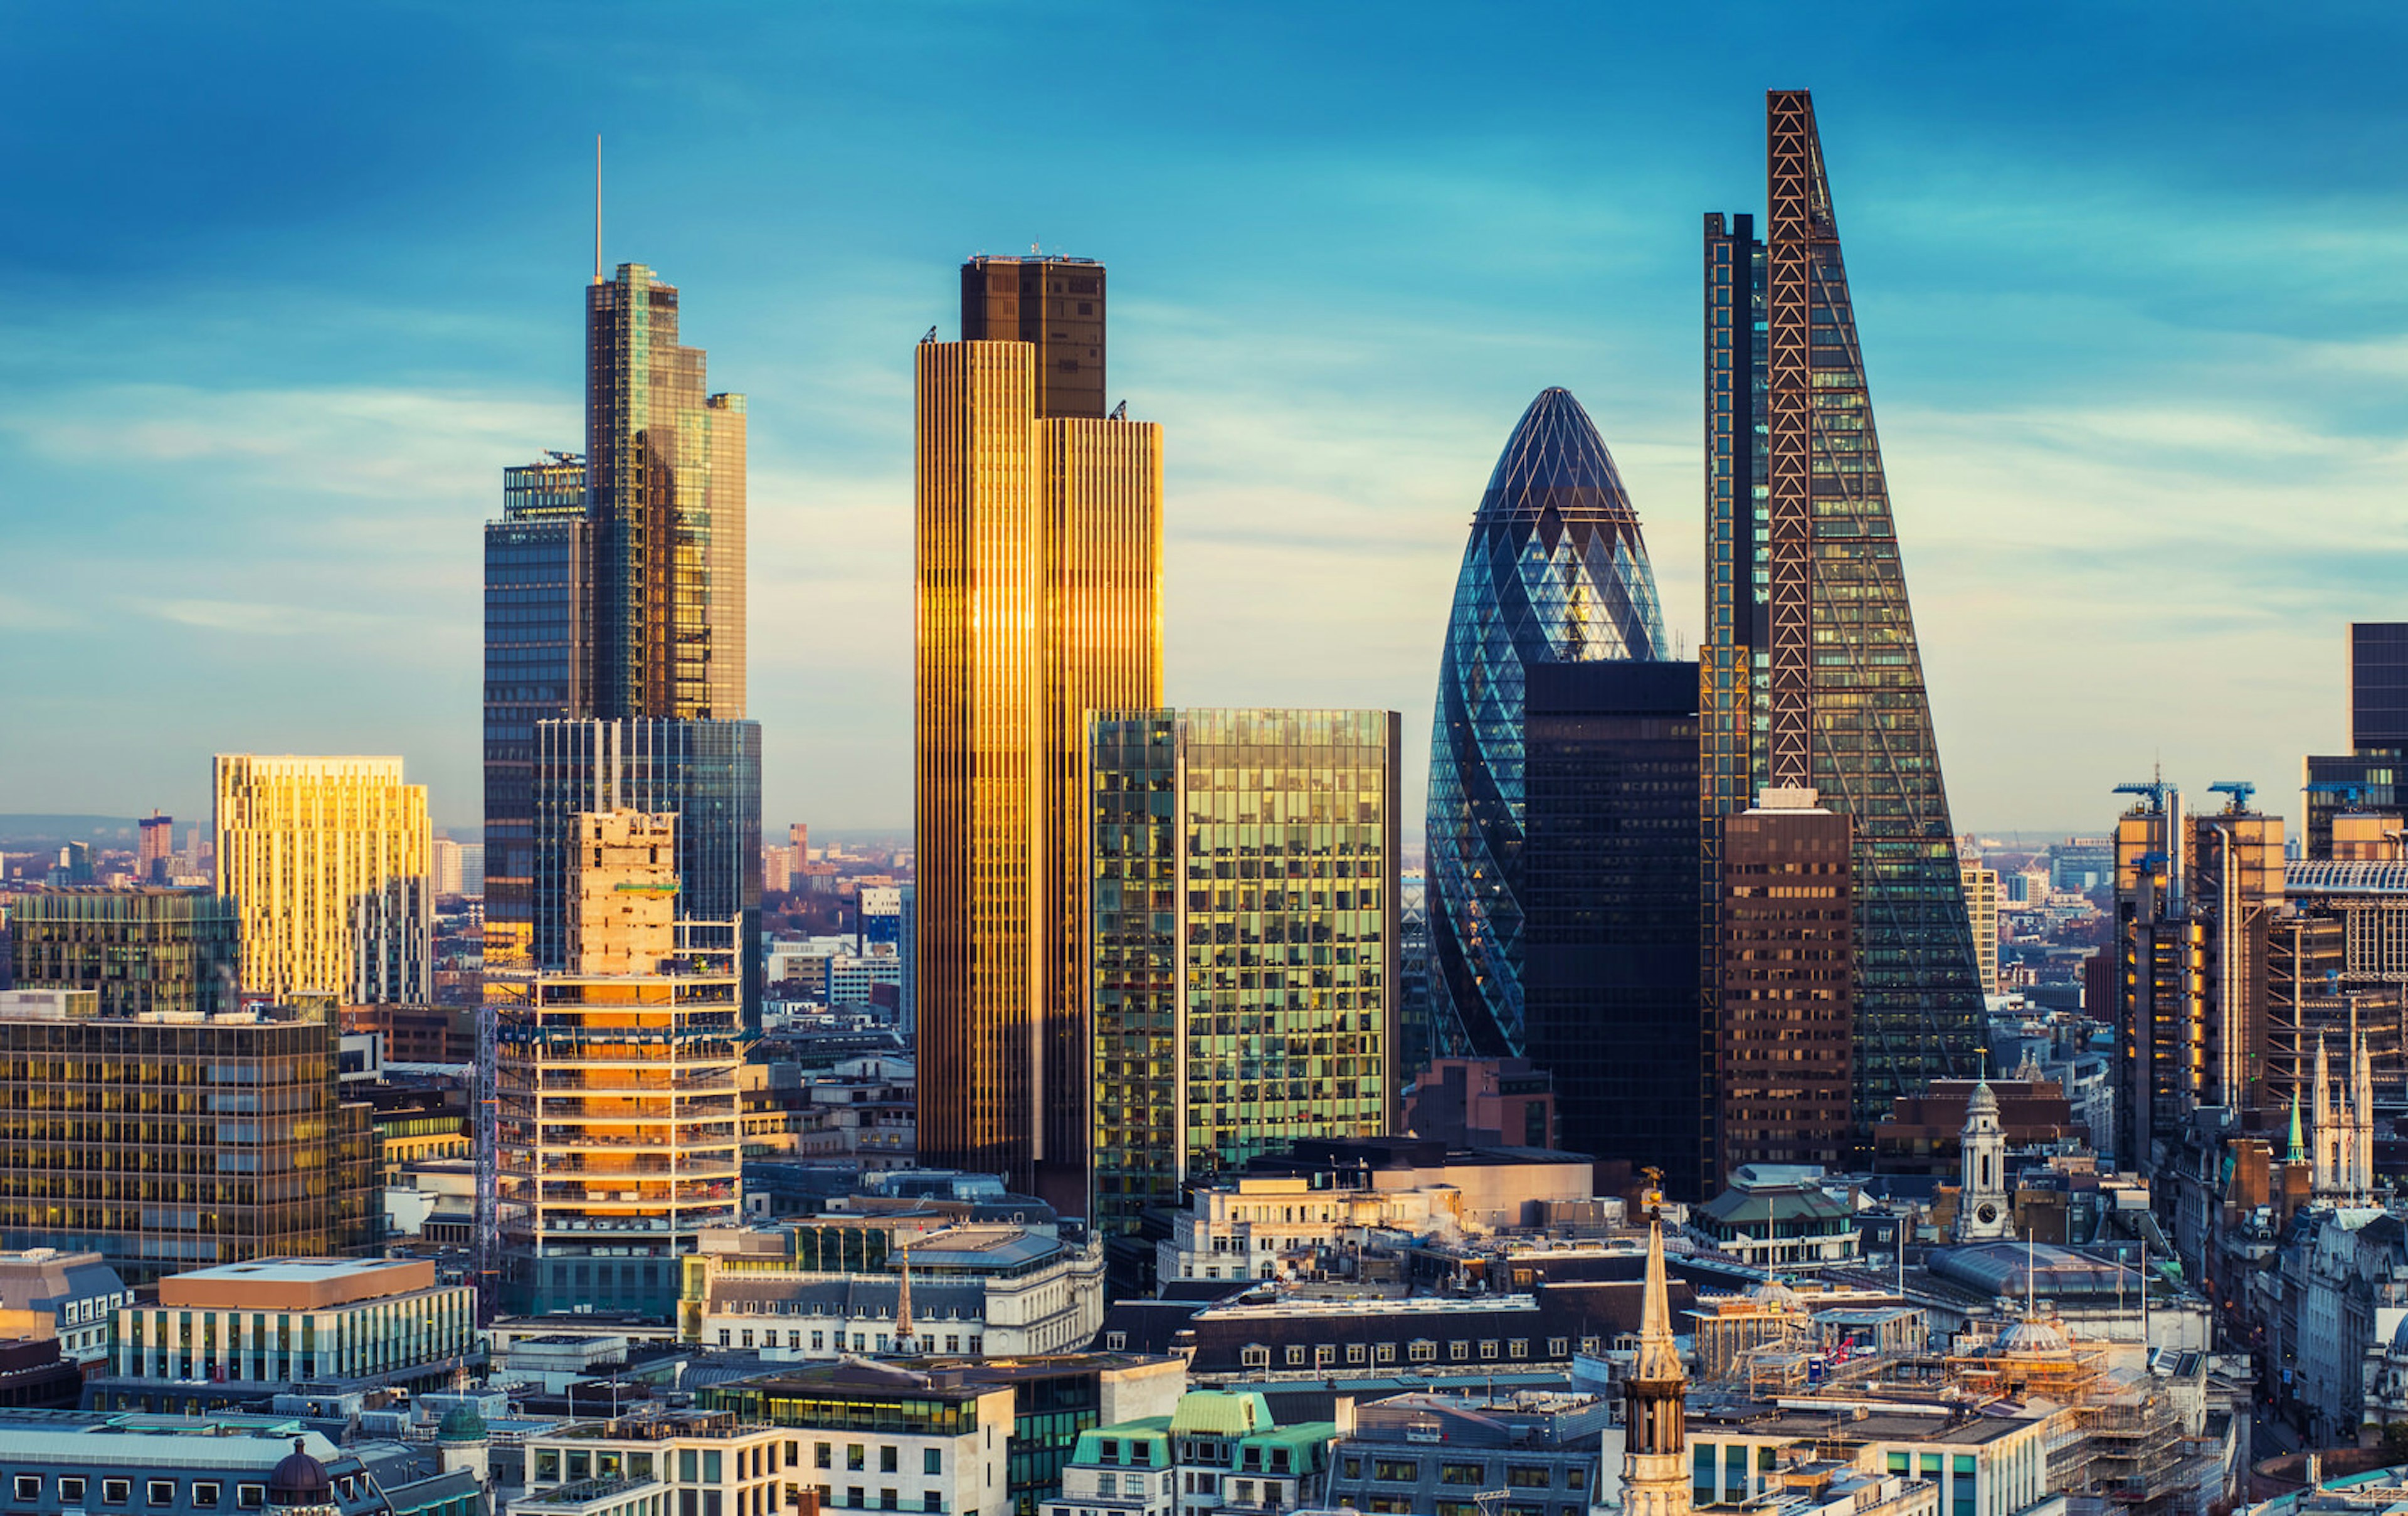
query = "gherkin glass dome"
(1426, 388, 1667, 1058)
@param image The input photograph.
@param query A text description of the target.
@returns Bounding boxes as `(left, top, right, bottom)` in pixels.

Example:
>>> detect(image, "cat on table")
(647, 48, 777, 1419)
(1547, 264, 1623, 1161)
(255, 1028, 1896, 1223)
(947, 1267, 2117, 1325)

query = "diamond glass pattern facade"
(1702, 91, 1982, 1138)
(1089, 709, 1400, 1266)
(1427, 388, 1667, 1059)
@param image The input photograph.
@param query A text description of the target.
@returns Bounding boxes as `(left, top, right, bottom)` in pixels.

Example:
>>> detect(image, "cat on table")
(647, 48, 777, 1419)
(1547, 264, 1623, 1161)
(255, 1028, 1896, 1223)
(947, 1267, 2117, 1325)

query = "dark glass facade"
(1427, 388, 1668, 1061)
(585, 263, 747, 723)
(1702, 91, 1983, 1138)
(961, 256, 1107, 420)
(1089, 709, 1400, 1280)
(2303, 624, 2408, 857)
(0, 1005, 376, 1283)
(1519, 659, 1703, 1194)
(532, 718, 764, 1031)
(6, 888, 240, 1019)
(484, 455, 589, 964)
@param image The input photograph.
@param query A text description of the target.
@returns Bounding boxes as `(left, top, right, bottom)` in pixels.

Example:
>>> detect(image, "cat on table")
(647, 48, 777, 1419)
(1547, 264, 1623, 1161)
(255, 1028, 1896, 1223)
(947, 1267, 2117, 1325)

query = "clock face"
(1977, 1203, 2000, 1225)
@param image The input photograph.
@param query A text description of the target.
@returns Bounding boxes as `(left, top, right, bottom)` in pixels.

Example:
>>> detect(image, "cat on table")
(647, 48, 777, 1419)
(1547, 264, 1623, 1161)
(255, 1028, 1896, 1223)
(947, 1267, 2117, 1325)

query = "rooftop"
(161, 1256, 440, 1310)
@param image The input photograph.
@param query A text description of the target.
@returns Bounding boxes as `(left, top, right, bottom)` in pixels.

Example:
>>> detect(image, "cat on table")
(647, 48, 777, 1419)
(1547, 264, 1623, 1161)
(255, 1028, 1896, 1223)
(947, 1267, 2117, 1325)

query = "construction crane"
(2207, 780, 2256, 812)
(2113, 780, 2176, 813)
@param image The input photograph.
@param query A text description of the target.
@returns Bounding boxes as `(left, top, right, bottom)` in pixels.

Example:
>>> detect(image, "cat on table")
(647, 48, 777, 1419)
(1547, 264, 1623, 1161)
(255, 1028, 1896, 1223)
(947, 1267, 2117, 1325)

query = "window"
(1580, 1337, 1601, 1355)
(237, 1486, 265, 1510)
(1373, 1460, 1420, 1483)
(1105, 1333, 1127, 1351)
(13, 1478, 40, 1503)
(850, 1444, 868, 1471)
(922, 1497, 944, 1514)
(1099, 1475, 1118, 1497)
(1375, 1342, 1396, 1364)
(818, 1443, 835, 1469)
(882, 1490, 900, 1511)
(1548, 1338, 1568, 1358)
(1286, 1345, 1306, 1365)
(149, 1482, 177, 1507)
(1566, 1468, 1587, 1490)
(1450, 1340, 1469, 1361)
(926, 1449, 944, 1475)
(1408, 1339, 1435, 1362)
(1440, 1463, 1484, 1485)
(814, 1332, 826, 1352)
(1479, 1340, 1499, 1360)
(1508, 1339, 1528, 1359)
(882, 1447, 899, 1473)
(1343, 1458, 1362, 1480)
(1242, 1344, 1272, 1368)
(1346, 1343, 1366, 1364)
(105, 1482, 133, 1506)
(194, 1485, 223, 1508)
(61, 1482, 87, 1504)
(1508, 1466, 1552, 1488)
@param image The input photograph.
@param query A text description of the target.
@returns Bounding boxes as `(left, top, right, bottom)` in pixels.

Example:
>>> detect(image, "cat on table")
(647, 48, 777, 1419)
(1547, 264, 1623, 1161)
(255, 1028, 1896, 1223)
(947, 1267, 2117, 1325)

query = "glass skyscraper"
(532, 718, 764, 1031)
(6, 888, 241, 1019)
(1426, 388, 1667, 1060)
(1088, 708, 1399, 1282)
(585, 263, 747, 723)
(2303, 623, 2408, 857)
(1702, 91, 1983, 1136)
(483, 454, 588, 966)
(913, 262, 1164, 1204)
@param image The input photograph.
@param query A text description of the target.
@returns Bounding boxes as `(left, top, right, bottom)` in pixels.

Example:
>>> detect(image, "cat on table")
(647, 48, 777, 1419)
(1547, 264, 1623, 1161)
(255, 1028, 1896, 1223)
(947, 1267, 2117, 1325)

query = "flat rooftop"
(161, 1256, 440, 1310)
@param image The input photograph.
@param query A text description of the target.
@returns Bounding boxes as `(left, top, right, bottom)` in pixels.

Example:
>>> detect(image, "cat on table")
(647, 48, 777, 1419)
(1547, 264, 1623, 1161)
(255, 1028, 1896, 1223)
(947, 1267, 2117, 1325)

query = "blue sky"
(3, 3, 2402, 839)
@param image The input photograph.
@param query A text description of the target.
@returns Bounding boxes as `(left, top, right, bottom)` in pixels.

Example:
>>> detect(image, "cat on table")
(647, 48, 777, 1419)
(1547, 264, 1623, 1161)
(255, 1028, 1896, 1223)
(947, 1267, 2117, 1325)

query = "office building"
(1087, 708, 1399, 1276)
(914, 266, 1164, 1201)
(896, 881, 916, 1039)
(961, 253, 1107, 420)
(2304, 623, 2408, 858)
(484, 453, 589, 967)
(1961, 856, 2000, 997)
(493, 809, 742, 1318)
(137, 812, 174, 883)
(1701, 90, 1984, 1134)
(1320, 1391, 1610, 1516)
(1427, 387, 1669, 1061)
(1519, 657, 1701, 1192)
(585, 262, 747, 723)
(521, 1409, 789, 1513)
(0, 992, 376, 1284)
(1715, 790, 1854, 1180)
(214, 755, 433, 1004)
(6, 887, 240, 1018)
(532, 717, 763, 1029)
(0, 1423, 375, 1516)
(0, 1248, 130, 1365)
(102, 1257, 475, 1405)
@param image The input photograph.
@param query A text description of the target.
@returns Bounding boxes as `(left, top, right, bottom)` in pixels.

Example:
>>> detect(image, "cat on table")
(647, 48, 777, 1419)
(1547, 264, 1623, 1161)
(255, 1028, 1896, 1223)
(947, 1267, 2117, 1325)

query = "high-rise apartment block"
(484, 452, 589, 965)
(0, 991, 376, 1284)
(532, 717, 763, 1029)
(6, 888, 240, 1019)
(1701, 91, 1983, 1143)
(213, 755, 432, 1004)
(1714, 789, 1855, 1182)
(1518, 659, 1703, 1196)
(1087, 708, 1400, 1278)
(493, 809, 742, 1317)
(914, 258, 1163, 1202)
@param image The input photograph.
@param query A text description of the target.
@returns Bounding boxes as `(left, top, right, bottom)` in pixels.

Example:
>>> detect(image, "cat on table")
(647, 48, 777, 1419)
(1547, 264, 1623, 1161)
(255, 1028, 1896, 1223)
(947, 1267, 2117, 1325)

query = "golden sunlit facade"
(492, 808, 739, 1317)
(913, 328, 1163, 1198)
(213, 755, 433, 1005)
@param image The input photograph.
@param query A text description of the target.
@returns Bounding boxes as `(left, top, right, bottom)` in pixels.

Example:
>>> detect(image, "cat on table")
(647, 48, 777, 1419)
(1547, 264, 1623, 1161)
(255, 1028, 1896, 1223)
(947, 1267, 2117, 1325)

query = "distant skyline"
(3, 4, 2403, 840)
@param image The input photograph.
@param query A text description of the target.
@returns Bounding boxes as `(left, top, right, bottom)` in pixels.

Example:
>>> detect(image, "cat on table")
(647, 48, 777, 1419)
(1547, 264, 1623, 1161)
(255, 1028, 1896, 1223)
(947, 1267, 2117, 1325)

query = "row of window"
(1344, 1458, 1585, 1489)
(11, 1475, 270, 1508)
(1238, 1335, 1589, 1367)
(719, 1328, 983, 1354)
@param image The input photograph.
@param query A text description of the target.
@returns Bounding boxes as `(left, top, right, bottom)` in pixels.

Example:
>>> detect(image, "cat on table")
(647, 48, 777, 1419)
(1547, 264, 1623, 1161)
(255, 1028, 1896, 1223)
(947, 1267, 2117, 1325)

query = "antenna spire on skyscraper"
(593, 134, 603, 284)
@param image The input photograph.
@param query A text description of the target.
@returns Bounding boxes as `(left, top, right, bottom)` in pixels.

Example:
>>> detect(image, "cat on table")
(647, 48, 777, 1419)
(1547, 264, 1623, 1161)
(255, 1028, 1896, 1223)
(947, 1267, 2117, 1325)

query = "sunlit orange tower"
(915, 256, 1163, 1201)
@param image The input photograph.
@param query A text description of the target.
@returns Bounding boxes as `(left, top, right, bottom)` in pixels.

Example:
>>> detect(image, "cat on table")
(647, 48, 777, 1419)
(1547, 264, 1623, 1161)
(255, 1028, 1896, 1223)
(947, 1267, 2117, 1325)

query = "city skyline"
(4, 7, 2404, 841)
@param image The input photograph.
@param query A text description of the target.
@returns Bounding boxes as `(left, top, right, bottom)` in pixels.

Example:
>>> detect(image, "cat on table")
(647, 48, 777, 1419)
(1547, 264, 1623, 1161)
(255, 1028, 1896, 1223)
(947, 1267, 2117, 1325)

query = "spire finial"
(894, 1240, 914, 1352)
(593, 134, 603, 284)
(1634, 1222, 1683, 1382)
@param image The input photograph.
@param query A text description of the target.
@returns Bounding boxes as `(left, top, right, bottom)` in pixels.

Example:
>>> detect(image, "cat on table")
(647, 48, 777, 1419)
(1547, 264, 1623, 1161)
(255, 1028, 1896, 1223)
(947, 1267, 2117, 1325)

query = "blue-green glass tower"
(1703, 91, 1982, 1148)
(1426, 388, 1667, 1059)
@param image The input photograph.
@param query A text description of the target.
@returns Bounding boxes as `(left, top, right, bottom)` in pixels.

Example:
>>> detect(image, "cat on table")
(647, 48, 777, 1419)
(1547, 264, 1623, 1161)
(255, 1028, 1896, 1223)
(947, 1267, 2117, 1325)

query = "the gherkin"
(1426, 388, 1667, 1059)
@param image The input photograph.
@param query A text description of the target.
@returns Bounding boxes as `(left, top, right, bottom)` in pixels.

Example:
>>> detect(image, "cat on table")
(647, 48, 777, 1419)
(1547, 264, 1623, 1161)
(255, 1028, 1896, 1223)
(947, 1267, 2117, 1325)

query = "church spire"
(1620, 1224, 1692, 1516)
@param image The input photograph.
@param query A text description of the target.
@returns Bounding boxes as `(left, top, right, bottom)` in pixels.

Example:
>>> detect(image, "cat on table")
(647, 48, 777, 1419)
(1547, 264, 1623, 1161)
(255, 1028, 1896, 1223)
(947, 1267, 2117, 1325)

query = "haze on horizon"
(2, 4, 2401, 844)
